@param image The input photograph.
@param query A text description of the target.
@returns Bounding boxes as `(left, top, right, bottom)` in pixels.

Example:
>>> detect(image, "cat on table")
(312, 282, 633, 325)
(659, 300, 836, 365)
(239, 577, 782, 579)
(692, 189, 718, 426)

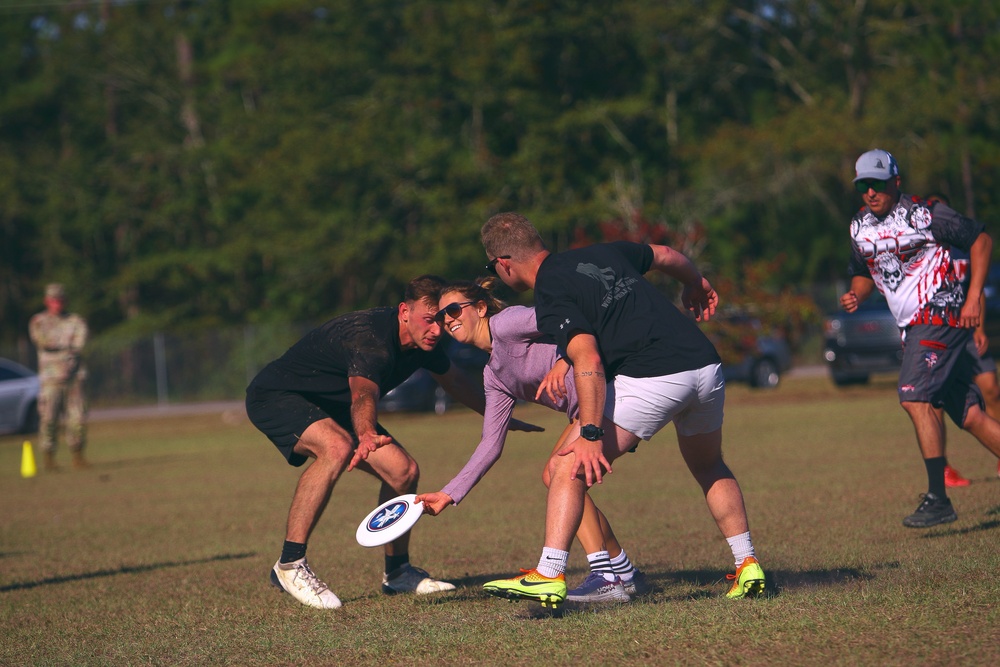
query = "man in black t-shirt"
(478, 213, 765, 607)
(247, 275, 526, 609)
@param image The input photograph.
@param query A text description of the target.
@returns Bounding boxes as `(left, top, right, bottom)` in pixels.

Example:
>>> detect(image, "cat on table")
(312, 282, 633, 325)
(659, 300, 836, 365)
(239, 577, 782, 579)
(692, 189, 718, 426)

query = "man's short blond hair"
(481, 212, 546, 261)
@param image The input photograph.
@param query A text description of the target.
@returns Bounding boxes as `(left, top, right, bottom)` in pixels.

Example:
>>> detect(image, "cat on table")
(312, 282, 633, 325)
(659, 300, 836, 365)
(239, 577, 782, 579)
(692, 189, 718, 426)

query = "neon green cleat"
(726, 557, 766, 599)
(483, 568, 567, 607)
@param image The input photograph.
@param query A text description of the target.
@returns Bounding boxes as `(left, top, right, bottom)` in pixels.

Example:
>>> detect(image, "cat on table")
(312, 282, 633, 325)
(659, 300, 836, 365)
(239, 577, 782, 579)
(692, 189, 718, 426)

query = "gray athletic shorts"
(898, 324, 983, 427)
(604, 363, 725, 439)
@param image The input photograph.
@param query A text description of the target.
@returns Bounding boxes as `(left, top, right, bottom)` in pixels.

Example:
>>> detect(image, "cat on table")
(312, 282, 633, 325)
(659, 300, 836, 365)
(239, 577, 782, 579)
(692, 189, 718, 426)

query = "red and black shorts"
(898, 324, 984, 427)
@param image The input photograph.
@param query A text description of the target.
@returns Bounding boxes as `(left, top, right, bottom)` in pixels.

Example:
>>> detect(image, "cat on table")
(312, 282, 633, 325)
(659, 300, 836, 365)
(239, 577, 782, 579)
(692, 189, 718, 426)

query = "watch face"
(581, 425, 604, 441)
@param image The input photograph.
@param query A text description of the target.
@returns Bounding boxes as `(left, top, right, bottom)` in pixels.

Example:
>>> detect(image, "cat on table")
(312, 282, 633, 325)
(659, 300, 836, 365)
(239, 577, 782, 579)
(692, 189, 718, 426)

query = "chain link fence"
(2, 322, 314, 408)
(3, 281, 841, 409)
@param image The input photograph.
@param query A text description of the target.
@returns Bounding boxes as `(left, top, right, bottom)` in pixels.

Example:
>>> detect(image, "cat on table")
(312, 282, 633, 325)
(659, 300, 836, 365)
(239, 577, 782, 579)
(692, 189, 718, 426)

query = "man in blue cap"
(839, 149, 1000, 527)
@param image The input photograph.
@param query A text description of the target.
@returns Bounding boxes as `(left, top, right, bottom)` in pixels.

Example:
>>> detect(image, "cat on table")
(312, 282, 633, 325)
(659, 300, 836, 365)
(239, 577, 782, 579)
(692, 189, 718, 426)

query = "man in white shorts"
(478, 212, 765, 606)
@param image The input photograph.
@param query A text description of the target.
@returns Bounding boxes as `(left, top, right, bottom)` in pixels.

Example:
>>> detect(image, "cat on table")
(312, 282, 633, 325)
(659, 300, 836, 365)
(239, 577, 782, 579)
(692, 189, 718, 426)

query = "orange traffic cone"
(21, 441, 37, 478)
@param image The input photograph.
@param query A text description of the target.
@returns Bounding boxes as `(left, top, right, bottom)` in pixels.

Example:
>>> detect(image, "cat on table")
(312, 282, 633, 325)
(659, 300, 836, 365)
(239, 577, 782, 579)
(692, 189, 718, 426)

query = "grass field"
(2, 375, 998, 666)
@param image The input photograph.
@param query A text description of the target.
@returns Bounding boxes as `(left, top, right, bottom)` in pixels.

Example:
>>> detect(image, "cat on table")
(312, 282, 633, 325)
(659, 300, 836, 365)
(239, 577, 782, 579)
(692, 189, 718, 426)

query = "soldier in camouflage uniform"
(28, 284, 89, 470)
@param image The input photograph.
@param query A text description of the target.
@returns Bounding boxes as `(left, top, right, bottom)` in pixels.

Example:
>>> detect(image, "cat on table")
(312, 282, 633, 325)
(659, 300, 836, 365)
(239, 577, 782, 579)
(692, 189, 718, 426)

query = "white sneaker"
(270, 558, 342, 609)
(382, 563, 456, 595)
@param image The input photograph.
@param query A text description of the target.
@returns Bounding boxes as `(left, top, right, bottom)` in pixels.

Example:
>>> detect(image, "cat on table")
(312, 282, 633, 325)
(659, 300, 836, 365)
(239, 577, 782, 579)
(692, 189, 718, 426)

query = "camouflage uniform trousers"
(38, 375, 87, 454)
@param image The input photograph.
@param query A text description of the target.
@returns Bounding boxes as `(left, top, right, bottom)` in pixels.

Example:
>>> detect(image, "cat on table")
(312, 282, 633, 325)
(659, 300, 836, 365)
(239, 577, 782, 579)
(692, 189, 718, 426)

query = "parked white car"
(0, 358, 40, 435)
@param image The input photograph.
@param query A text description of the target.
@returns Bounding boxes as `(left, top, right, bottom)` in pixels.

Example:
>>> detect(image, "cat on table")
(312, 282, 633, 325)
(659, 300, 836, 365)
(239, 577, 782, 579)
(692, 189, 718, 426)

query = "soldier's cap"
(45, 283, 66, 300)
(854, 149, 899, 183)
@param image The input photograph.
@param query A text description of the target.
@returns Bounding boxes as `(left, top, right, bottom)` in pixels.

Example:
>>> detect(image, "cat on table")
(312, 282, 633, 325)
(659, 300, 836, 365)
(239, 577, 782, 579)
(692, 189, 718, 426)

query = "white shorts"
(604, 363, 725, 439)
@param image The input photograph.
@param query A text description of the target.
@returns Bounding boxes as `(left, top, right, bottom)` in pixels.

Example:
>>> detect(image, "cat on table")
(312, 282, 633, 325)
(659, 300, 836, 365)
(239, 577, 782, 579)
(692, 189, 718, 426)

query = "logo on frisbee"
(367, 500, 409, 532)
(356, 493, 424, 547)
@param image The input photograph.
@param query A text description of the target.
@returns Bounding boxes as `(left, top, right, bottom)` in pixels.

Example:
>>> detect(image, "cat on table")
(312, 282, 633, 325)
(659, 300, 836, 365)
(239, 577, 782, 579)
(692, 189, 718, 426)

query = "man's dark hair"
(405, 274, 447, 305)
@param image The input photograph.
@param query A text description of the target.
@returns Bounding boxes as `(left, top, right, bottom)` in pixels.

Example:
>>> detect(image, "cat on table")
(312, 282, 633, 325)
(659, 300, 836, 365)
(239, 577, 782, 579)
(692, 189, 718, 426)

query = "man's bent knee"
(900, 400, 936, 418)
(689, 456, 733, 486)
(307, 440, 354, 470)
(388, 457, 419, 494)
(979, 382, 1000, 404)
(354, 438, 422, 491)
(298, 419, 356, 459)
(546, 451, 576, 482)
(403, 457, 420, 488)
(961, 403, 990, 431)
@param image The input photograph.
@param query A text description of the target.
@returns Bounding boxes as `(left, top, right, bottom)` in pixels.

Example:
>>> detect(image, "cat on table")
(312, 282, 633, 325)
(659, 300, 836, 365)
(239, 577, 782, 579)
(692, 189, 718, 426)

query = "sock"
(280, 540, 307, 564)
(925, 456, 947, 499)
(385, 552, 409, 575)
(536, 547, 569, 578)
(726, 531, 755, 568)
(586, 550, 615, 581)
(610, 549, 636, 581)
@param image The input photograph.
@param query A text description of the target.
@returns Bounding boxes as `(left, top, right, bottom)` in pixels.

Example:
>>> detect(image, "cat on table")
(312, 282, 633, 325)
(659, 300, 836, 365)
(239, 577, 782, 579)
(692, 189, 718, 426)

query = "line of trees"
(2, 0, 998, 350)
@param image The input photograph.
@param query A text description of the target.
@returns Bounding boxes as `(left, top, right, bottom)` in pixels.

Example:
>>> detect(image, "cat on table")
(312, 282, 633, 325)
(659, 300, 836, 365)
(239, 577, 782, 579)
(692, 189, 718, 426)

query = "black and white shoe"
(902, 493, 957, 528)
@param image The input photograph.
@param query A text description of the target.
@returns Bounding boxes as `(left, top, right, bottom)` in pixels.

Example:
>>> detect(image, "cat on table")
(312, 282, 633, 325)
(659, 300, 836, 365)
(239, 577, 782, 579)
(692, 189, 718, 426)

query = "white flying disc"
(356, 493, 424, 547)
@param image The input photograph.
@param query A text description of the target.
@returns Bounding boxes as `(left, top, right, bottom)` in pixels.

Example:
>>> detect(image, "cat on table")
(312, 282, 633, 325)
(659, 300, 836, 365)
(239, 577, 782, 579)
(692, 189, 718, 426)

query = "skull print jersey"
(848, 194, 984, 328)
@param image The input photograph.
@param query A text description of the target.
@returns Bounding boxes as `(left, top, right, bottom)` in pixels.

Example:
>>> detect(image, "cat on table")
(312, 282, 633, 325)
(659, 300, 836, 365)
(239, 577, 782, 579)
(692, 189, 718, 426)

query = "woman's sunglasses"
(486, 256, 511, 275)
(434, 301, 475, 324)
(855, 179, 889, 194)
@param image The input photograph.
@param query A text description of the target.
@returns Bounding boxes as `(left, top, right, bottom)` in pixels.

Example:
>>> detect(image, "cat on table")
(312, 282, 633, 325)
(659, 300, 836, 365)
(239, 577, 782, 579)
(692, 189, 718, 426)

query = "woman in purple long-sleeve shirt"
(415, 278, 647, 602)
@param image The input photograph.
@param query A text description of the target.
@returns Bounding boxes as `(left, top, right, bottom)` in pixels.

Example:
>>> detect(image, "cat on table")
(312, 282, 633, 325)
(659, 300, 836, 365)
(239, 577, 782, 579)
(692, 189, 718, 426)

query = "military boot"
(71, 450, 90, 470)
(44, 450, 60, 472)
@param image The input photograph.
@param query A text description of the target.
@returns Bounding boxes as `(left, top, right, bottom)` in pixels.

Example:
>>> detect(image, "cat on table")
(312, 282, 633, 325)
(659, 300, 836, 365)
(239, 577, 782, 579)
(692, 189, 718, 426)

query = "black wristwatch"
(580, 424, 605, 441)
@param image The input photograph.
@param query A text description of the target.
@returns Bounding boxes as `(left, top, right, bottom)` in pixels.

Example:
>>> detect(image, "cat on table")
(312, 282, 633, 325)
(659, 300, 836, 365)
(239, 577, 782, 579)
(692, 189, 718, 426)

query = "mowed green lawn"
(1, 375, 998, 666)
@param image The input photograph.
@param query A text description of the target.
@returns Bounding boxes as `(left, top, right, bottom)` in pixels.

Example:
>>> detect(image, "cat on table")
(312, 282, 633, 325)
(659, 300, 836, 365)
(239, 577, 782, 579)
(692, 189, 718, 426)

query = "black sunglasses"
(855, 179, 889, 194)
(486, 255, 511, 275)
(434, 301, 475, 324)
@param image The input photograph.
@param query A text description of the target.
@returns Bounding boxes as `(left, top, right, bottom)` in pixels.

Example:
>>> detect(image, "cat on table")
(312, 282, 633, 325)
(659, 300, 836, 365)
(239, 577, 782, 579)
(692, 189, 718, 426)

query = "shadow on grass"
(920, 518, 1000, 538)
(91, 453, 196, 471)
(761, 565, 890, 594)
(27, 454, 198, 480)
(403, 564, 893, 603)
(663, 563, 900, 597)
(338, 573, 507, 606)
(347, 566, 891, 622)
(416, 596, 616, 620)
(0, 552, 255, 593)
(460, 594, 633, 620)
(349, 562, 897, 613)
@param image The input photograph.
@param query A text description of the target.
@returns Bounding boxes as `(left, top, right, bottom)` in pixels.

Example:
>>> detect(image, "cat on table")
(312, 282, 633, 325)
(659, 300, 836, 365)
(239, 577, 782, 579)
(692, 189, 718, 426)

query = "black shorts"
(965, 335, 998, 377)
(245, 385, 391, 467)
(898, 324, 983, 427)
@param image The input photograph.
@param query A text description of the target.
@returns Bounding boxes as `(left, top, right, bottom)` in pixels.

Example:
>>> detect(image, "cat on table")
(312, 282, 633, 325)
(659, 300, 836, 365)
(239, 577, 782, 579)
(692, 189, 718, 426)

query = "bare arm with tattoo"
(558, 332, 612, 486)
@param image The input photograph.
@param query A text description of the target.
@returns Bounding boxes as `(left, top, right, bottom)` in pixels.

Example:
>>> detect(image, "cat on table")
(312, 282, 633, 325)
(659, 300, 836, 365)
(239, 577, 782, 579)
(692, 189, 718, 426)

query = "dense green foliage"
(2, 0, 998, 345)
